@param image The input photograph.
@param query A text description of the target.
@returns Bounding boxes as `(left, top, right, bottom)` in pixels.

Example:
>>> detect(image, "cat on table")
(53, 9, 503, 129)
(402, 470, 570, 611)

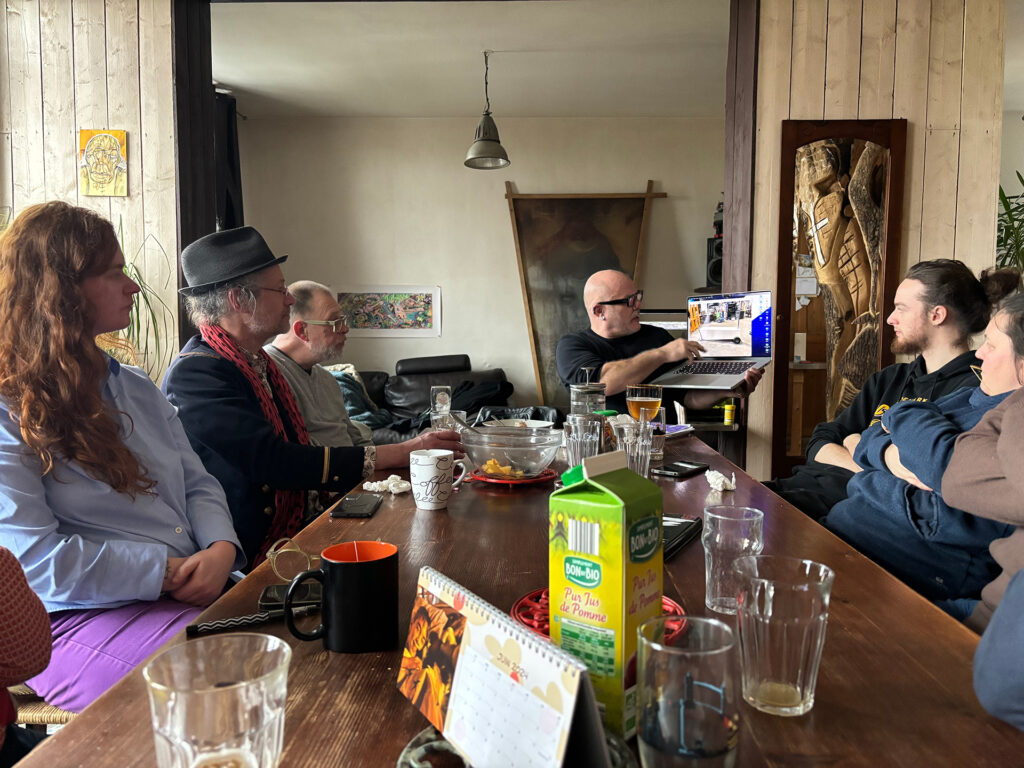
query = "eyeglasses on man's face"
(254, 285, 290, 297)
(304, 316, 349, 333)
(596, 290, 644, 309)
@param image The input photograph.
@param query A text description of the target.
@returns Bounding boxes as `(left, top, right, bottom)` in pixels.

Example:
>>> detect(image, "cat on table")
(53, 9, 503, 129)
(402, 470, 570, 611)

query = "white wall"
(1001, 110, 1024, 192)
(239, 117, 725, 404)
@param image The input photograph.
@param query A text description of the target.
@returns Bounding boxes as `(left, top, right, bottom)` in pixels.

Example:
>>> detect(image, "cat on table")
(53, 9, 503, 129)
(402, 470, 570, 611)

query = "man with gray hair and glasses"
(264, 280, 372, 447)
(163, 228, 459, 567)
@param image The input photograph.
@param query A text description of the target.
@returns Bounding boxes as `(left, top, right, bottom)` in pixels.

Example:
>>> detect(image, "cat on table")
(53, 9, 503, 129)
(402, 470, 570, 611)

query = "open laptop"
(650, 290, 772, 390)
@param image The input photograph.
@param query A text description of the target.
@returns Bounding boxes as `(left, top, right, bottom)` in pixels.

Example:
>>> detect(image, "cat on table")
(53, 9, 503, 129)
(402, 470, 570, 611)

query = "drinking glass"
(734, 556, 835, 717)
(626, 384, 663, 422)
(611, 419, 654, 476)
(429, 385, 452, 413)
(564, 413, 602, 466)
(430, 409, 467, 432)
(650, 407, 667, 461)
(701, 506, 764, 615)
(637, 616, 740, 768)
(143, 633, 292, 768)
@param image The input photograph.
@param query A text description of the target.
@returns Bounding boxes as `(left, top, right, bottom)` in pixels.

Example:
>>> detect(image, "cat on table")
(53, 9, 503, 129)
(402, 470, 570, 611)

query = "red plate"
(511, 587, 687, 640)
(469, 468, 558, 485)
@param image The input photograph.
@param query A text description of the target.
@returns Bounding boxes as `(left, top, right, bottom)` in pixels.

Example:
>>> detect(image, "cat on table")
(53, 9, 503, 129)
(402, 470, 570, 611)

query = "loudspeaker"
(706, 237, 723, 289)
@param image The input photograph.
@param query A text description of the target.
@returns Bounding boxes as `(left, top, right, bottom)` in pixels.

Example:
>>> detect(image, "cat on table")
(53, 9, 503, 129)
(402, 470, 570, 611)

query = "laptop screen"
(686, 291, 772, 358)
(638, 309, 689, 339)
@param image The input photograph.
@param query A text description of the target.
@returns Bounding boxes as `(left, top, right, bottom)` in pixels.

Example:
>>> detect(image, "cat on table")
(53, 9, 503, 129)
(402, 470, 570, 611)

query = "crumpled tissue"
(362, 474, 412, 495)
(705, 469, 736, 491)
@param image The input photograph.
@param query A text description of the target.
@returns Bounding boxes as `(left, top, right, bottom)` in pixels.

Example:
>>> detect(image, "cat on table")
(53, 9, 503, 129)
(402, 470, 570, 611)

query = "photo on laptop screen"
(687, 291, 772, 358)
(638, 309, 689, 340)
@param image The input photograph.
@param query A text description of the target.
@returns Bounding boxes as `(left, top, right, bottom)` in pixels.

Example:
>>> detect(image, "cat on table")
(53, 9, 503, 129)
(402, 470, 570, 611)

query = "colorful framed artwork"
(78, 129, 128, 197)
(337, 285, 441, 337)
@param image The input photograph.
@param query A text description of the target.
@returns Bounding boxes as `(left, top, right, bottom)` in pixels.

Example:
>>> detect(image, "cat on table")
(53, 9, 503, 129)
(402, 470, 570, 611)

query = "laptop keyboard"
(673, 360, 751, 375)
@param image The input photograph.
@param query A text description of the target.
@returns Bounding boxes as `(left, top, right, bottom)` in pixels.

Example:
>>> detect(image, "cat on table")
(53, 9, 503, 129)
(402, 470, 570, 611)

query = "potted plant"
(997, 171, 1024, 271)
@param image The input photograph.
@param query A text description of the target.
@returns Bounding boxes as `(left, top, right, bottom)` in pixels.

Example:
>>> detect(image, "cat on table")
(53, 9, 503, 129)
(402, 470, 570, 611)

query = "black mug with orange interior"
(284, 540, 399, 653)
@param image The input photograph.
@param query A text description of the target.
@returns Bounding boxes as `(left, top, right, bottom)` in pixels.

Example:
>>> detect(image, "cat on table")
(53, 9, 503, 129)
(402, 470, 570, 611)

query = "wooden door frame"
(171, 0, 761, 346)
(770, 119, 908, 478)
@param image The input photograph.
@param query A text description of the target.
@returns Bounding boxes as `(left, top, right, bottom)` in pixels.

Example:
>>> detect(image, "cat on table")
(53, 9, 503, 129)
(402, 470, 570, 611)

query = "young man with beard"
(766, 259, 1020, 520)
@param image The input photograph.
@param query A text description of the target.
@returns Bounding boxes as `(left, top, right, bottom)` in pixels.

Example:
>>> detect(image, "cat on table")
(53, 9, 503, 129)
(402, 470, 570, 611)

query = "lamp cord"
(484, 50, 491, 114)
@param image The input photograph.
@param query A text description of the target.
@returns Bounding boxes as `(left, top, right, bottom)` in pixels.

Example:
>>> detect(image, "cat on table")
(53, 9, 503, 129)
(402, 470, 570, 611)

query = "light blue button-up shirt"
(0, 357, 244, 612)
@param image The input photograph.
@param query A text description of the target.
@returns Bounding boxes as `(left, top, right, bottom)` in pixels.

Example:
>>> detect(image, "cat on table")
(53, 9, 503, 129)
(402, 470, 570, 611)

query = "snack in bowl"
(462, 427, 562, 479)
(481, 458, 525, 479)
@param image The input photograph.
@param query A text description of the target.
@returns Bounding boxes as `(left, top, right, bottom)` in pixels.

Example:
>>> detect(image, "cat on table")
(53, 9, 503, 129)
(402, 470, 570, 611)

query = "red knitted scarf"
(199, 324, 310, 564)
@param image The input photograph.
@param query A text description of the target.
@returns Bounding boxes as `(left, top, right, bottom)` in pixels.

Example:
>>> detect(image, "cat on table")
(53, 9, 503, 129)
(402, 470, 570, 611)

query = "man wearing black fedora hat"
(163, 227, 460, 567)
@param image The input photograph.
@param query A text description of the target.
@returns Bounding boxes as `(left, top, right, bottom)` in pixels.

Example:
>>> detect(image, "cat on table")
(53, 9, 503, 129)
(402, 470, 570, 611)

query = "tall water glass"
(143, 633, 292, 768)
(564, 414, 602, 467)
(701, 506, 764, 614)
(734, 556, 835, 717)
(650, 407, 667, 461)
(612, 420, 654, 476)
(429, 385, 452, 413)
(637, 616, 740, 768)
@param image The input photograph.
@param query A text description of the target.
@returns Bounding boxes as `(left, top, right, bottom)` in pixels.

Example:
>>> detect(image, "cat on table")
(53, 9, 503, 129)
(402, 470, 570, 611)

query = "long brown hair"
(0, 201, 154, 496)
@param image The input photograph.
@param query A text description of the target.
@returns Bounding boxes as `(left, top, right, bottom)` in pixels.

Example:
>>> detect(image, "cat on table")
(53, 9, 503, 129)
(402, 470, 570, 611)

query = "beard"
(890, 334, 923, 356)
(310, 337, 346, 365)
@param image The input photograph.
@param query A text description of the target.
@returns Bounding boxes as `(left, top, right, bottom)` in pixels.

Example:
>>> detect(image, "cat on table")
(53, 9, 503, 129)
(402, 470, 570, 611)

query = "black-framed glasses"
(305, 316, 349, 333)
(596, 290, 643, 308)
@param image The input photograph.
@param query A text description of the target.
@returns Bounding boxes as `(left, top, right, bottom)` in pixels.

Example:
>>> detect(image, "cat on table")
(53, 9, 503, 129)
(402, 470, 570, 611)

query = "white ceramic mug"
(409, 449, 468, 510)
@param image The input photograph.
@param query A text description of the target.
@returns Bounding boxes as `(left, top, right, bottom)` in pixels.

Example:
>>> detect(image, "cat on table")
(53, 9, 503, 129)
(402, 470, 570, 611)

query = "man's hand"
(660, 338, 705, 365)
(415, 430, 464, 458)
(167, 541, 237, 606)
(377, 430, 464, 470)
(883, 444, 932, 491)
(842, 433, 861, 456)
(740, 366, 764, 395)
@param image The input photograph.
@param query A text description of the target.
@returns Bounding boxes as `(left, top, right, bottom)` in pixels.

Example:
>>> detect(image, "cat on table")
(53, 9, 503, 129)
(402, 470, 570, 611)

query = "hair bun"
(981, 267, 1022, 305)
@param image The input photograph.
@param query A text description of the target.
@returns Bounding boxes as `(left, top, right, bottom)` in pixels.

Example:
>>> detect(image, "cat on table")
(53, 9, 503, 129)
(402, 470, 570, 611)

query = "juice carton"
(549, 451, 663, 738)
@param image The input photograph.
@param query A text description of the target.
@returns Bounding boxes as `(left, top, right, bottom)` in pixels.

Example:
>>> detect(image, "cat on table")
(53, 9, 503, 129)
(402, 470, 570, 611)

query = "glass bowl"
(461, 427, 562, 479)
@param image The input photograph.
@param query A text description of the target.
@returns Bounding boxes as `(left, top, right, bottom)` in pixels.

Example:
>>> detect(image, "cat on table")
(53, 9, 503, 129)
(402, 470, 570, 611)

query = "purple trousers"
(27, 598, 201, 713)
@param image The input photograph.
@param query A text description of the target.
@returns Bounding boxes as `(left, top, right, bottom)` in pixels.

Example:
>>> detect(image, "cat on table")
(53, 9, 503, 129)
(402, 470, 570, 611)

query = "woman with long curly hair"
(0, 202, 243, 713)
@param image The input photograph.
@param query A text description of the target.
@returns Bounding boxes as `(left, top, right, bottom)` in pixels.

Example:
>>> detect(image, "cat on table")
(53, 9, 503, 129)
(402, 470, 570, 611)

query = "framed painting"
(506, 181, 665, 407)
(336, 285, 441, 338)
(78, 129, 128, 197)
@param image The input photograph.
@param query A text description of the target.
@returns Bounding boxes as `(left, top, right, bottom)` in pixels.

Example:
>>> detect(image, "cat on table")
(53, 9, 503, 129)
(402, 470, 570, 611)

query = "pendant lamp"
(465, 51, 510, 170)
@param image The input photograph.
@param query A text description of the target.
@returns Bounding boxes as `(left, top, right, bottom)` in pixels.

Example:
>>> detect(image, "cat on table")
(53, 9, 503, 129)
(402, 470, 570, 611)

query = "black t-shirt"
(555, 325, 674, 413)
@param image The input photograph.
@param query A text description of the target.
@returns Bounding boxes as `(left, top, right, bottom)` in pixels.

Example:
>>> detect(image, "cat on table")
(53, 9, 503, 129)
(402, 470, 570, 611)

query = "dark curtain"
(214, 91, 244, 230)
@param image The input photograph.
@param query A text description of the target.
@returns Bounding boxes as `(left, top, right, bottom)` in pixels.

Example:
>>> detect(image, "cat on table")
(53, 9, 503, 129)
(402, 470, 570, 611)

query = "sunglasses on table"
(595, 290, 644, 308)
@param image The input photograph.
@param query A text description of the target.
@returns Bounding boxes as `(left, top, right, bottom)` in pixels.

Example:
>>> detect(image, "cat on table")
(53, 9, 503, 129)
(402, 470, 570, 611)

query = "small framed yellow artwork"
(78, 129, 128, 197)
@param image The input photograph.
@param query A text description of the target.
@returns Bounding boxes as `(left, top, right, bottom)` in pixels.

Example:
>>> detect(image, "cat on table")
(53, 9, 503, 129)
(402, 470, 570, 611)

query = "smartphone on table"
(258, 582, 322, 611)
(663, 516, 703, 560)
(650, 460, 709, 479)
(330, 492, 384, 519)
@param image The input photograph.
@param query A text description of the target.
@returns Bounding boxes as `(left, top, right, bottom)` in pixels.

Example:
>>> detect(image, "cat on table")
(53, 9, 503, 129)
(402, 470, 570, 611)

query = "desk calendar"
(397, 567, 610, 767)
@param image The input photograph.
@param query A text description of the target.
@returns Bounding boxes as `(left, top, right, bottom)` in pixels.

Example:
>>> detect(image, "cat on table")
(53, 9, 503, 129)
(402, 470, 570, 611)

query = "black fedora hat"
(179, 227, 288, 296)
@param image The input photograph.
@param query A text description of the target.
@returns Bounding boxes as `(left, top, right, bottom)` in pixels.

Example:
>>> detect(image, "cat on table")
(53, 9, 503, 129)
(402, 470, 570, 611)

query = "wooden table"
(20, 438, 1024, 766)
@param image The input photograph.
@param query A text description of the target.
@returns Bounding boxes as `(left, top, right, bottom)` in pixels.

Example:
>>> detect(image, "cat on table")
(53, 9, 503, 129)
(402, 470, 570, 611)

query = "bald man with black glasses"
(555, 270, 762, 415)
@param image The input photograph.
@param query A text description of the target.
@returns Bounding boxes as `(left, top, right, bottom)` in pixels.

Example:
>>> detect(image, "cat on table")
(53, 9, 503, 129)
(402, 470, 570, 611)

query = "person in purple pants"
(0, 202, 244, 713)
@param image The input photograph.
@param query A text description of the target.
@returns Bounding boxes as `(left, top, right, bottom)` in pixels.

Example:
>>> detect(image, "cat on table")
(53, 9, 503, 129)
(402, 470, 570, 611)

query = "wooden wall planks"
(749, 0, 1005, 480)
(0, 0, 179, 376)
